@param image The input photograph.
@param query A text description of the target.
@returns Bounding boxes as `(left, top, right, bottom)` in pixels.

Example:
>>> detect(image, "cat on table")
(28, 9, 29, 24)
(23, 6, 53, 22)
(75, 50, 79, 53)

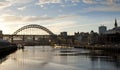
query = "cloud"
(56, 15, 79, 20)
(0, 1, 12, 9)
(84, 4, 120, 12)
(0, 14, 80, 34)
(71, 0, 80, 3)
(1, 14, 50, 22)
(46, 21, 77, 34)
(82, 0, 96, 4)
(79, 0, 120, 12)
(47, 21, 76, 28)
(36, 0, 61, 6)
(36, 0, 81, 7)
(1, 14, 79, 23)
(1, 14, 22, 22)
(0, 0, 33, 9)
(100, 0, 120, 5)
(6, 0, 33, 4)
(0, 0, 119, 10)
(81, 0, 120, 5)
(35, 0, 120, 12)
(17, 6, 26, 11)
(103, 0, 114, 5)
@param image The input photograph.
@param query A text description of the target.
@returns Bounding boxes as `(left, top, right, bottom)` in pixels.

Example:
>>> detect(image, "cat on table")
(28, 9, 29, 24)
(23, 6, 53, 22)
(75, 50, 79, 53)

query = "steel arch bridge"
(3, 24, 57, 45)
(13, 24, 54, 35)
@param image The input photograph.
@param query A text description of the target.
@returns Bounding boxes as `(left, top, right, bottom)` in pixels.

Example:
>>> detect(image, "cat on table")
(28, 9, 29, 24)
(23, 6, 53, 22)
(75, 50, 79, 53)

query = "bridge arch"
(13, 24, 54, 35)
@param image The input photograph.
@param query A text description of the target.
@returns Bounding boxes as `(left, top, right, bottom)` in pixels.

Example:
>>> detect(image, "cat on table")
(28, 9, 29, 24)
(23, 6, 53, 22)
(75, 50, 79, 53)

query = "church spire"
(115, 18, 118, 28)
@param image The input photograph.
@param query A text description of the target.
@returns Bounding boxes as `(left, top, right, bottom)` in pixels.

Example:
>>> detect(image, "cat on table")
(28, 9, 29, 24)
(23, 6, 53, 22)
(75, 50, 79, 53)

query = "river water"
(0, 46, 120, 70)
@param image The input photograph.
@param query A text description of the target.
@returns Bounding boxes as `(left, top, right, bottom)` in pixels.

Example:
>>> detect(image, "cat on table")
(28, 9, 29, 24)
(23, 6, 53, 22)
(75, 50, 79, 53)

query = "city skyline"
(0, 0, 120, 35)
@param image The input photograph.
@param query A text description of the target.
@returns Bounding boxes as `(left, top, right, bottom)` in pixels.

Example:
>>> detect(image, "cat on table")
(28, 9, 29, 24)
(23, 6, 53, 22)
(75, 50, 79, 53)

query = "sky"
(0, 0, 120, 35)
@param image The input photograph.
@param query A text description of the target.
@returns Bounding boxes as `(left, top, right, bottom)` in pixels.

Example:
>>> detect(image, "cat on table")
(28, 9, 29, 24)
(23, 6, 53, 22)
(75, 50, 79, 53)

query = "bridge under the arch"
(3, 35, 54, 46)
(3, 24, 57, 46)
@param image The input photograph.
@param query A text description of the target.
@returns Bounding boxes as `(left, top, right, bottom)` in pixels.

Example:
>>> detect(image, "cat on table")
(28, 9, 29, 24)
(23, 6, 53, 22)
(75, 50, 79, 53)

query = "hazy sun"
(0, 20, 8, 34)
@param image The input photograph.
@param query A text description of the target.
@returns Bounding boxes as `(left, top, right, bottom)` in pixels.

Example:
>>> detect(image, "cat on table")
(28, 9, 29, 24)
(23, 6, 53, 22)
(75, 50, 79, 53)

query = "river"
(0, 46, 120, 70)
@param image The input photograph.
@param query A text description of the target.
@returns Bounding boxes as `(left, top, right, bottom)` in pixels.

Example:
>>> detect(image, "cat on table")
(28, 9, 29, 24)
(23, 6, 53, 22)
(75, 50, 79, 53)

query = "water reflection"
(0, 57, 7, 64)
(0, 46, 120, 70)
(89, 51, 120, 70)
(0, 52, 11, 65)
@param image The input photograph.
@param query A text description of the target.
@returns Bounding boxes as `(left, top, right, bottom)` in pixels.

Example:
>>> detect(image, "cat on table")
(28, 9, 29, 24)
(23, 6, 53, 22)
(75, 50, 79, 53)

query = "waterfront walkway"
(74, 44, 120, 52)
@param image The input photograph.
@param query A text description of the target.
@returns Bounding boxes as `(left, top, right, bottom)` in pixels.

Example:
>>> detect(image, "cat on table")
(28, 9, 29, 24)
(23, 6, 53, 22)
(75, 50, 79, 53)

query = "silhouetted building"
(74, 32, 80, 36)
(60, 32, 67, 38)
(115, 18, 118, 28)
(99, 25, 107, 34)
(74, 32, 89, 45)
(99, 19, 120, 44)
(105, 19, 120, 34)
(0, 30, 3, 39)
(89, 30, 99, 45)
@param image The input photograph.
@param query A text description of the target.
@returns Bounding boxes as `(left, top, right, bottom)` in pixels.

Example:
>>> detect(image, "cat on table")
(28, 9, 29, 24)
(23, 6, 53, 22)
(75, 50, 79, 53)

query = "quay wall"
(0, 44, 17, 58)
(74, 44, 120, 52)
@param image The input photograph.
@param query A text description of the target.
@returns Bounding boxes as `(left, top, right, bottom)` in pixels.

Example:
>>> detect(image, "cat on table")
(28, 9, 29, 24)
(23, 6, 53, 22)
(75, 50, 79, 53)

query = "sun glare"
(0, 21, 8, 34)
